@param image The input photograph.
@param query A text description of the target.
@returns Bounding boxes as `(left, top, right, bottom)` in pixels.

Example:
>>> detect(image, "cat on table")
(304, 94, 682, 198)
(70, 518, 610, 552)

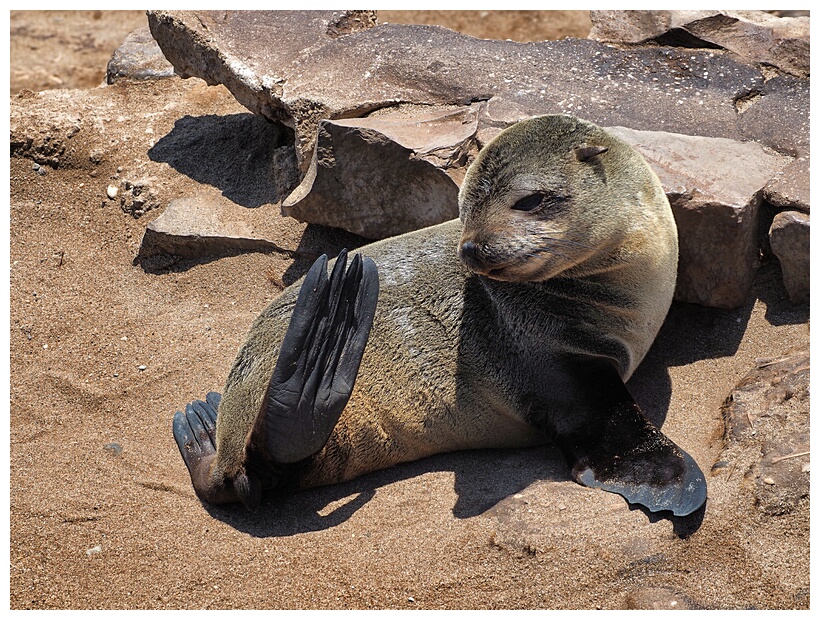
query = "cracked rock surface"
(147, 10, 806, 167)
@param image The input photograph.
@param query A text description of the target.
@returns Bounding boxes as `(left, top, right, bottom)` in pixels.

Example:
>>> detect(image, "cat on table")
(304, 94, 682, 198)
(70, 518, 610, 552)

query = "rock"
(138, 196, 299, 261)
(141, 10, 808, 307)
(106, 26, 177, 84)
(606, 126, 792, 309)
(103, 442, 123, 456)
(719, 350, 809, 515)
(589, 10, 810, 78)
(106, 185, 118, 200)
(764, 157, 809, 214)
(283, 105, 479, 238)
(769, 211, 810, 304)
(10, 96, 82, 168)
(147, 10, 797, 173)
(119, 178, 161, 218)
(737, 75, 810, 159)
(147, 10, 380, 171)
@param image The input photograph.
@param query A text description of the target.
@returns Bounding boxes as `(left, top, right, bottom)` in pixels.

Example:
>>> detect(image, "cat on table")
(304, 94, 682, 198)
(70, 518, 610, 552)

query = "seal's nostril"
(460, 239, 478, 260)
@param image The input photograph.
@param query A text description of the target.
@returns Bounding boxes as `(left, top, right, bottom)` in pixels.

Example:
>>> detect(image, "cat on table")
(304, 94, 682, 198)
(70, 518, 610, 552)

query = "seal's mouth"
(466, 258, 529, 281)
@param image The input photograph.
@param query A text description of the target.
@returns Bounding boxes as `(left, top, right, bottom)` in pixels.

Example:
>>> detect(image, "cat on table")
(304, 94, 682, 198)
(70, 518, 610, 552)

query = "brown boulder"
(283, 105, 479, 238)
(769, 211, 810, 304)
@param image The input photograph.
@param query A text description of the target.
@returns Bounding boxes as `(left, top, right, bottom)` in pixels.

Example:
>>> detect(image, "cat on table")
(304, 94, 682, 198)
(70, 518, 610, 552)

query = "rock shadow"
(753, 259, 810, 327)
(628, 290, 754, 427)
(280, 224, 372, 286)
(148, 113, 299, 208)
(135, 247, 291, 275)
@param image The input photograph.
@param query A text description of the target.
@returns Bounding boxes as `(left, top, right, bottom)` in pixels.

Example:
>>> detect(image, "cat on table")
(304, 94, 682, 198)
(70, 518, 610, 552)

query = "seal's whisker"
(536, 234, 596, 251)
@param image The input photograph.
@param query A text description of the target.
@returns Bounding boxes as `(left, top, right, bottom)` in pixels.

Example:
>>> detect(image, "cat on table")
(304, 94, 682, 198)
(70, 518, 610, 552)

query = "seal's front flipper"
(554, 358, 707, 517)
(247, 249, 380, 467)
(173, 392, 237, 504)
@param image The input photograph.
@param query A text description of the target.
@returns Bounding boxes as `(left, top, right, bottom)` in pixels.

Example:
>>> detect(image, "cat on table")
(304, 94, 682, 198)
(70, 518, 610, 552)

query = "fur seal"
(173, 114, 707, 517)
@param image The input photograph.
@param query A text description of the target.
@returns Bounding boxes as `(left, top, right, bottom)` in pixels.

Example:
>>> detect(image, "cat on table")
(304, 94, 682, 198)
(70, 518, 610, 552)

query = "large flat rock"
(147, 10, 805, 172)
(138, 196, 297, 261)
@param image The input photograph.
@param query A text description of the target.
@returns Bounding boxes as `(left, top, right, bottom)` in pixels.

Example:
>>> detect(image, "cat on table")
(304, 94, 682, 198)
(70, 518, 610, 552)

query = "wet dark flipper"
(248, 249, 380, 465)
(172, 393, 237, 504)
(553, 357, 707, 517)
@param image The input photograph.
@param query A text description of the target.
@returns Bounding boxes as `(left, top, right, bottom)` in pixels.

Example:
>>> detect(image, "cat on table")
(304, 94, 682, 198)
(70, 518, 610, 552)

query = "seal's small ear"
(574, 145, 609, 162)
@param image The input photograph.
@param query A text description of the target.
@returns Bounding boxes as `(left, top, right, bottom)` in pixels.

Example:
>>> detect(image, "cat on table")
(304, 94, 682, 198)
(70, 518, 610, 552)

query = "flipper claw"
(172, 394, 236, 504)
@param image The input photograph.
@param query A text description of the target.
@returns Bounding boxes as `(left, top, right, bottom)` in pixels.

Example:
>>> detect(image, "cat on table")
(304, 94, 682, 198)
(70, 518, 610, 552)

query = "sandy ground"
(8, 10, 810, 610)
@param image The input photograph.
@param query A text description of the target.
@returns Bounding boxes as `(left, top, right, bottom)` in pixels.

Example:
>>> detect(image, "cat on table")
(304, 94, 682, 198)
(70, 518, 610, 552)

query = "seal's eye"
(511, 194, 544, 212)
(512, 192, 568, 214)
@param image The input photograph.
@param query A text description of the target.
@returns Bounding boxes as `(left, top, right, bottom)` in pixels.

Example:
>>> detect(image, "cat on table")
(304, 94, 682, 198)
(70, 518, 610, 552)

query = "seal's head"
(458, 114, 658, 283)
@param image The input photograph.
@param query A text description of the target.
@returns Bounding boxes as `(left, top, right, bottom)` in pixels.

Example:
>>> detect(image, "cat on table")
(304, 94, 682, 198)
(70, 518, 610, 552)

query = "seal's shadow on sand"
(204, 445, 565, 537)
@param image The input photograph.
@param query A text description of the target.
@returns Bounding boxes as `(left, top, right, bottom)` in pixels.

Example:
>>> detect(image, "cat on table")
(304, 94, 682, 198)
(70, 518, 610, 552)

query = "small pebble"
(138, 365, 147, 371)
(86, 545, 102, 556)
(762, 477, 776, 485)
(107, 185, 118, 199)
(801, 463, 809, 473)
(408, 597, 415, 603)
(36, 167, 47, 176)
(113, 373, 118, 377)
(104, 442, 123, 456)
(43, 344, 48, 349)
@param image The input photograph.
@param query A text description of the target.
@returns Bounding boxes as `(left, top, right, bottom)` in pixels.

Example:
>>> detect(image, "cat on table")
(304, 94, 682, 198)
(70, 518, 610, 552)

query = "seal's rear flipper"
(247, 249, 380, 466)
(553, 357, 707, 517)
(173, 392, 237, 504)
